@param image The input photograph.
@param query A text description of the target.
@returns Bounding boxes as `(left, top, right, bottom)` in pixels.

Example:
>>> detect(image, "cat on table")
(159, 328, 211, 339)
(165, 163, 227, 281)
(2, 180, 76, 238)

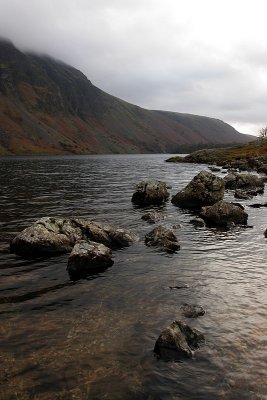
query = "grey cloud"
(1, 0, 267, 135)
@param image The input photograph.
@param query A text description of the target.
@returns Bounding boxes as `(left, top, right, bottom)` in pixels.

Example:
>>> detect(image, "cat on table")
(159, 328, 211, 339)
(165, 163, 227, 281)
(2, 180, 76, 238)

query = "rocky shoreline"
(9, 161, 267, 361)
(165, 140, 267, 173)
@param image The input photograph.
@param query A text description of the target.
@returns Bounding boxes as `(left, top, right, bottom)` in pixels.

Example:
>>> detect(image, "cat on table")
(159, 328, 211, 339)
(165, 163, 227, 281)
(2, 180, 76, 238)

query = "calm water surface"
(0, 154, 266, 400)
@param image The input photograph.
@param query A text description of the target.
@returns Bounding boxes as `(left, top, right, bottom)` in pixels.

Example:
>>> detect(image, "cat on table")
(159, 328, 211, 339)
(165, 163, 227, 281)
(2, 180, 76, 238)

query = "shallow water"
(0, 154, 267, 400)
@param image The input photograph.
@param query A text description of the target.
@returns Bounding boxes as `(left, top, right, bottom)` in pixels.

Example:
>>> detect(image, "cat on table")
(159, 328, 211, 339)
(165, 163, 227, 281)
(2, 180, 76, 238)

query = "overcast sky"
(1, 0, 267, 135)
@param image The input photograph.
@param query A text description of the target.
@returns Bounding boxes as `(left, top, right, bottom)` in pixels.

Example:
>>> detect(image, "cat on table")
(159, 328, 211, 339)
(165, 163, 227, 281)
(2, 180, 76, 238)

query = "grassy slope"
(0, 40, 255, 155)
(166, 139, 267, 164)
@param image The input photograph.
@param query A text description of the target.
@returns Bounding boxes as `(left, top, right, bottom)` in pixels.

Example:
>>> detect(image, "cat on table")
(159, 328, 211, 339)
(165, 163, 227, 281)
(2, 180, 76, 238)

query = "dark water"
(0, 154, 267, 400)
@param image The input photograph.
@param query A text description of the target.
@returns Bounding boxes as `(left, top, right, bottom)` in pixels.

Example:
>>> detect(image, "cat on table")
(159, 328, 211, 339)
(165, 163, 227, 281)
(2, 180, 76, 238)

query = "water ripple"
(0, 154, 267, 399)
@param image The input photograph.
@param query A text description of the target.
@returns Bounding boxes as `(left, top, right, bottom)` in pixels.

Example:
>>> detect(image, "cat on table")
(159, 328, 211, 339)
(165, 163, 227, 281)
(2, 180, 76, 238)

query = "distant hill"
(0, 39, 255, 155)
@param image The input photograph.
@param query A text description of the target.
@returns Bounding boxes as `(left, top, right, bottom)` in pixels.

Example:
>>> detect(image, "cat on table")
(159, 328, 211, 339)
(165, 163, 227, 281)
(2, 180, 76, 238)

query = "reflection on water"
(0, 154, 267, 400)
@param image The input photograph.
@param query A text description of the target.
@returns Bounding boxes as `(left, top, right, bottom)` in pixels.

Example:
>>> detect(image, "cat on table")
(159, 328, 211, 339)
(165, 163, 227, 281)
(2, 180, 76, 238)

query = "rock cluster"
(224, 172, 265, 190)
(10, 217, 138, 258)
(10, 217, 138, 278)
(11, 166, 266, 366)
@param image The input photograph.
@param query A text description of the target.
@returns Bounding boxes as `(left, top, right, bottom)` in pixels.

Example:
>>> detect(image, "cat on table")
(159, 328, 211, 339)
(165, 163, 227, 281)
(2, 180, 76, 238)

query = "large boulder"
(224, 172, 265, 190)
(200, 200, 248, 227)
(10, 217, 138, 258)
(132, 180, 169, 205)
(67, 240, 113, 278)
(145, 225, 180, 253)
(154, 320, 205, 361)
(171, 171, 224, 209)
(10, 217, 83, 257)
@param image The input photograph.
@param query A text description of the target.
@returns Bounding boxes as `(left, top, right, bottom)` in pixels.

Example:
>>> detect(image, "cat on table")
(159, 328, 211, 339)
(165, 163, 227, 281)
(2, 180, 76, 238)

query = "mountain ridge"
(0, 39, 254, 155)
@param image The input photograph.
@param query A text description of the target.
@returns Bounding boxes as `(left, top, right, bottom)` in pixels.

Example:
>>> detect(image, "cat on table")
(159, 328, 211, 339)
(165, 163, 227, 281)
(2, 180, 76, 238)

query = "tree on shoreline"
(259, 126, 267, 140)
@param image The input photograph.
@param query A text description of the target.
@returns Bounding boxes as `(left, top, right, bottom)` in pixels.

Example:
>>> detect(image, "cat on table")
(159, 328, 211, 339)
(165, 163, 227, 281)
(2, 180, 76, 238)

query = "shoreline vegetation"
(166, 138, 267, 169)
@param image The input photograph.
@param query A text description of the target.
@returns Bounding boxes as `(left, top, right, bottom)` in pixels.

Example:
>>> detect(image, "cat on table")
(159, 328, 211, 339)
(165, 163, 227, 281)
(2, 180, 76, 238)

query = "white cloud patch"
(1, 0, 267, 135)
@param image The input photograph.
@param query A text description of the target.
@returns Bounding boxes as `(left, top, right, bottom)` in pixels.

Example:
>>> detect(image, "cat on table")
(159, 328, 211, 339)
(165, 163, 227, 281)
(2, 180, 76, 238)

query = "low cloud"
(1, 0, 267, 135)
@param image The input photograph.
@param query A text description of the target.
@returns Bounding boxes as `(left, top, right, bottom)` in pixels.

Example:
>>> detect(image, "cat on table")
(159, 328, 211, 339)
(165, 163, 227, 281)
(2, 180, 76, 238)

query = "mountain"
(0, 39, 254, 155)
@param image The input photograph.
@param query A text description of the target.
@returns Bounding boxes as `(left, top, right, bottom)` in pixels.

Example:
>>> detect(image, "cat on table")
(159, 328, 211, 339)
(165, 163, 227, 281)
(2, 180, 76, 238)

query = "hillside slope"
(0, 39, 254, 155)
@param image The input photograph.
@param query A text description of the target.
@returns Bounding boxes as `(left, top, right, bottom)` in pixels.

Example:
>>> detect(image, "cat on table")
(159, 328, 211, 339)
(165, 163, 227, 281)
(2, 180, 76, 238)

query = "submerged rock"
(154, 320, 205, 361)
(75, 219, 138, 248)
(180, 303, 205, 318)
(10, 217, 138, 258)
(209, 166, 221, 172)
(171, 171, 224, 209)
(200, 200, 248, 227)
(169, 284, 189, 290)
(172, 223, 183, 229)
(189, 218, 205, 227)
(141, 210, 163, 223)
(132, 180, 169, 205)
(249, 203, 267, 208)
(234, 189, 253, 200)
(67, 240, 113, 278)
(145, 225, 180, 253)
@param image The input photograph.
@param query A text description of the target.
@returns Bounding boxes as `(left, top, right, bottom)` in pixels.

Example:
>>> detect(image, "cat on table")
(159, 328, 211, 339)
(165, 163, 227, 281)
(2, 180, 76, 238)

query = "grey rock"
(10, 217, 138, 258)
(145, 225, 180, 253)
(76, 219, 138, 247)
(172, 171, 224, 209)
(141, 210, 163, 223)
(200, 200, 248, 227)
(10, 217, 83, 257)
(67, 240, 113, 278)
(154, 320, 205, 360)
(132, 180, 169, 205)
(180, 303, 205, 318)
(224, 172, 265, 190)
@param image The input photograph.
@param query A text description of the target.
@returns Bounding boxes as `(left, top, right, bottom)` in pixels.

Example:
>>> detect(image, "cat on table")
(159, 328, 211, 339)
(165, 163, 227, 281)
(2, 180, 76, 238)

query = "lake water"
(0, 154, 267, 400)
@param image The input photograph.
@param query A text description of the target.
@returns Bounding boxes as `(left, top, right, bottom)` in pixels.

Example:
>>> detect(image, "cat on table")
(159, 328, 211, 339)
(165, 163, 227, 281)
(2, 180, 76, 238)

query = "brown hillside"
(0, 39, 255, 155)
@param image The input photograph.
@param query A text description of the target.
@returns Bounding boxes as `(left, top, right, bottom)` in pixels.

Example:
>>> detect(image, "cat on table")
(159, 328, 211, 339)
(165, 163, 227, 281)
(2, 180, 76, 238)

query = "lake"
(0, 154, 267, 400)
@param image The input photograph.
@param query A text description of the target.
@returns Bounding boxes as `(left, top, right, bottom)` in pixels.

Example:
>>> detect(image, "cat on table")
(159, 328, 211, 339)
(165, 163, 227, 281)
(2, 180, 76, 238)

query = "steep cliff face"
(0, 39, 254, 155)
